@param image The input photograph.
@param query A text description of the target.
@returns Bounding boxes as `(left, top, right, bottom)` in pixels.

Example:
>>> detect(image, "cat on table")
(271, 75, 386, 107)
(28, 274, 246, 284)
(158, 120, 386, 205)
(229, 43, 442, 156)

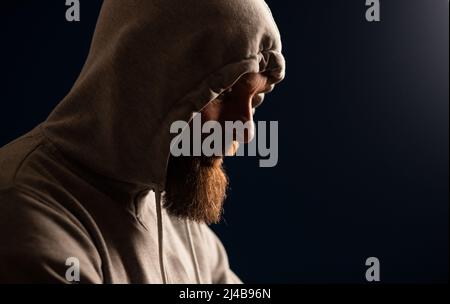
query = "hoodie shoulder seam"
(11, 137, 44, 189)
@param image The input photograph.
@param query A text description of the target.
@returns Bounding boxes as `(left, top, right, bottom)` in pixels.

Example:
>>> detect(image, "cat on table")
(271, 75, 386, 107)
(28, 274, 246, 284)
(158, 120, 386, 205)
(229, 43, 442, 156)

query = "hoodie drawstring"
(186, 220, 202, 284)
(155, 187, 201, 284)
(154, 187, 168, 284)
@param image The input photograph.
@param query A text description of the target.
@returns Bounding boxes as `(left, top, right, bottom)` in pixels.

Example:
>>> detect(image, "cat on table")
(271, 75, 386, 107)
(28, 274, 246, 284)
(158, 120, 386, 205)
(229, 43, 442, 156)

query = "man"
(0, 0, 285, 283)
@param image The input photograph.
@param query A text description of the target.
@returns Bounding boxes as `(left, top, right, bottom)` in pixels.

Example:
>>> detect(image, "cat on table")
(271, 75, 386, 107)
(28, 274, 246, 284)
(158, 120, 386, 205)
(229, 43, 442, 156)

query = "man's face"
(164, 73, 271, 224)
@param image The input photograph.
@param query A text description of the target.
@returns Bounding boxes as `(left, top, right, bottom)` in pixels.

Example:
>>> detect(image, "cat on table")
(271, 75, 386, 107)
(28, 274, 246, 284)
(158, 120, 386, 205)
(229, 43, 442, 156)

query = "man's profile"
(0, 0, 285, 283)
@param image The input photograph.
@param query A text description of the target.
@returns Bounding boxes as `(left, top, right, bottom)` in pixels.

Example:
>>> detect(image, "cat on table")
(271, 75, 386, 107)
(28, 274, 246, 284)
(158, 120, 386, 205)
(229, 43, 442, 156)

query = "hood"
(43, 0, 286, 191)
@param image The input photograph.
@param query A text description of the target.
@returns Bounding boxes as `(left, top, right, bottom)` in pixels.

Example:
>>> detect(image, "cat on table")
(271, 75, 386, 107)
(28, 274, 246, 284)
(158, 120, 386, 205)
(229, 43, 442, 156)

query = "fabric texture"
(0, 0, 285, 283)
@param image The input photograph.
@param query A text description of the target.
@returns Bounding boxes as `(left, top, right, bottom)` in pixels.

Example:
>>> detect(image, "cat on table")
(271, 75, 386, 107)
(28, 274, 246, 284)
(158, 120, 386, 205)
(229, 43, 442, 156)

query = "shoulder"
(0, 128, 44, 191)
(0, 188, 102, 283)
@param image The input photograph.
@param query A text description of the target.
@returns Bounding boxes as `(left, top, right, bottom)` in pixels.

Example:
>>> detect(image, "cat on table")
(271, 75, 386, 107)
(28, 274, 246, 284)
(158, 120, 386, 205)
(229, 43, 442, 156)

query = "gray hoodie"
(0, 0, 285, 283)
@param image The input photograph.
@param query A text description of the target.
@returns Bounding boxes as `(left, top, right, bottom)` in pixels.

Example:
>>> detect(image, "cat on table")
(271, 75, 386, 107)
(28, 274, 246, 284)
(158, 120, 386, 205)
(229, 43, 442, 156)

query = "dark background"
(1, 0, 448, 283)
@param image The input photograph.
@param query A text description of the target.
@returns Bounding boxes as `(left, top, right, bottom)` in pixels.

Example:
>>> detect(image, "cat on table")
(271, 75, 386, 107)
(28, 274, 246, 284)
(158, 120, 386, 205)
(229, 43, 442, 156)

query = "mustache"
(225, 141, 240, 157)
(197, 141, 240, 166)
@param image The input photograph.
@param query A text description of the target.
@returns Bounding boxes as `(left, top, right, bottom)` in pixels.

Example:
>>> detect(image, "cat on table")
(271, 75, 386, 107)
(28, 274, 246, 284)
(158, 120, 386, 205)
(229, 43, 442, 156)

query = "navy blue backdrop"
(1, 0, 448, 283)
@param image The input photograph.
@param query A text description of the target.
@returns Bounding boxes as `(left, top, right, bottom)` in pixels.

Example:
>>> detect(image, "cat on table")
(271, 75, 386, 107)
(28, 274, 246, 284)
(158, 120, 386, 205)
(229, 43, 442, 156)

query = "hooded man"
(0, 0, 285, 283)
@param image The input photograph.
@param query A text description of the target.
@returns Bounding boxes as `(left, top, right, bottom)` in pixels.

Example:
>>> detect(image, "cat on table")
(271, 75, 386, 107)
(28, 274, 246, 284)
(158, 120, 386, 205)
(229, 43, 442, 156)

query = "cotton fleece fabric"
(0, 0, 285, 283)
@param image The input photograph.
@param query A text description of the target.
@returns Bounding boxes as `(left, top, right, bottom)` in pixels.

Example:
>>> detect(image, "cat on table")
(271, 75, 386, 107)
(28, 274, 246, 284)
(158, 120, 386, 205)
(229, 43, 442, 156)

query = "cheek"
(201, 102, 238, 126)
(201, 102, 223, 122)
(201, 96, 253, 125)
